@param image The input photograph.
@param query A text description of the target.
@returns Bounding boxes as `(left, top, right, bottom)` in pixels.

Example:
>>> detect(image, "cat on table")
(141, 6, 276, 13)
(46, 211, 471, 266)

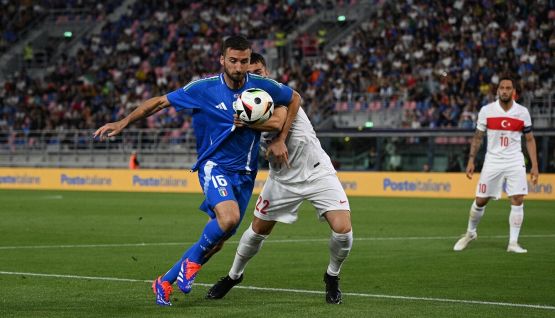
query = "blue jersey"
(167, 73, 293, 172)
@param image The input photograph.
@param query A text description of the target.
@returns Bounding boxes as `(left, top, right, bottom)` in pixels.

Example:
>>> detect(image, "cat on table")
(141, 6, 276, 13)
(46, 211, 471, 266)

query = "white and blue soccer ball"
(234, 88, 274, 124)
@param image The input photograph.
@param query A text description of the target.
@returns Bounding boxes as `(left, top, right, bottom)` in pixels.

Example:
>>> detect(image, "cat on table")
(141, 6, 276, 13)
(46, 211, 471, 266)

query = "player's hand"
(233, 114, 247, 128)
(465, 161, 475, 179)
(93, 121, 125, 141)
(233, 118, 246, 128)
(530, 166, 539, 185)
(265, 139, 290, 168)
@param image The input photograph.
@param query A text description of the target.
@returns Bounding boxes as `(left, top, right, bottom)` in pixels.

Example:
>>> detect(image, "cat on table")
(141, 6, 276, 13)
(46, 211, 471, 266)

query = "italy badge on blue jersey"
(218, 187, 228, 197)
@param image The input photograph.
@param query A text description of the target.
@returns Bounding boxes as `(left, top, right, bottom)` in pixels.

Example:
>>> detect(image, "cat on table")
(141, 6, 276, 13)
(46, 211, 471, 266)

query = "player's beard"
(224, 67, 245, 84)
(499, 94, 512, 103)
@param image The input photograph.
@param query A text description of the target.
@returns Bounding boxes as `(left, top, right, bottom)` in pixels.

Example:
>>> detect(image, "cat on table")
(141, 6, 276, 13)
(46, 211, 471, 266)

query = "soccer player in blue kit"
(93, 35, 301, 306)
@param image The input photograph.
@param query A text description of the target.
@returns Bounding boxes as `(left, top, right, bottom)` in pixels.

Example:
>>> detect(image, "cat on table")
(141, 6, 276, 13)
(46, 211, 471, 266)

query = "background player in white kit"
(206, 53, 353, 304)
(454, 76, 539, 253)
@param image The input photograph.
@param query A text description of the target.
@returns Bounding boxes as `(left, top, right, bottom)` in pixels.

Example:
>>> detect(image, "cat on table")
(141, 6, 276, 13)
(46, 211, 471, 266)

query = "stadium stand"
(0, 0, 324, 132)
(0, 1, 45, 54)
(297, 1, 554, 129)
(0, 0, 553, 171)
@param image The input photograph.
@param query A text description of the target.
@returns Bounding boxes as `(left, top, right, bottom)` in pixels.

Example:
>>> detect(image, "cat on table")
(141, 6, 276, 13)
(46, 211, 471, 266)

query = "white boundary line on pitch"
(0, 234, 554, 250)
(0, 271, 554, 311)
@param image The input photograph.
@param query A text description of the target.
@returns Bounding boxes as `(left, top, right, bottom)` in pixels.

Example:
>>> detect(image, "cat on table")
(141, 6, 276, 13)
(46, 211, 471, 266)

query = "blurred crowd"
(0, 0, 319, 133)
(1, 0, 114, 53)
(1, 1, 44, 53)
(298, 0, 554, 128)
(0, 0, 554, 134)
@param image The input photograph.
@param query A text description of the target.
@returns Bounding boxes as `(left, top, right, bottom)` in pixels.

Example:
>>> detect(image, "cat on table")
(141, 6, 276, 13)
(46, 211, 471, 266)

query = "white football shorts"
(253, 173, 351, 224)
(475, 163, 528, 199)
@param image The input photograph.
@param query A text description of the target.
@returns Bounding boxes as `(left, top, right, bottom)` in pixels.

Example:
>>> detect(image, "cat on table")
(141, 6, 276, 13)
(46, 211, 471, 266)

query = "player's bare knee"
(251, 217, 275, 235)
(332, 224, 352, 234)
(329, 216, 352, 234)
(218, 215, 240, 232)
(475, 197, 489, 207)
(215, 210, 240, 231)
(214, 201, 241, 231)
(510, 195, 524, 206)
(325, 210, 351, 233)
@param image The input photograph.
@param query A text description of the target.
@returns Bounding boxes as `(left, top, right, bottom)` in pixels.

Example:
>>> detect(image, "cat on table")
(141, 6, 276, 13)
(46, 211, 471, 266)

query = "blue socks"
(188, 218, 226, 263)
(162, 218, 226, 283)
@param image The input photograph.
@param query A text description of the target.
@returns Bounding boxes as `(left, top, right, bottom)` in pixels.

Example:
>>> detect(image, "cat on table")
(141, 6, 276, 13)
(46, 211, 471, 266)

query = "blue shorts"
(197, 161, 257, 234)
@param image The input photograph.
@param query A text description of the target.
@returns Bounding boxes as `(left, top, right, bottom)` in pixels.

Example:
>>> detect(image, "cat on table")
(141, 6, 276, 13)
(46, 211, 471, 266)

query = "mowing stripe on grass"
(0, 234, 554, 250)
(0, 270, 554, 310)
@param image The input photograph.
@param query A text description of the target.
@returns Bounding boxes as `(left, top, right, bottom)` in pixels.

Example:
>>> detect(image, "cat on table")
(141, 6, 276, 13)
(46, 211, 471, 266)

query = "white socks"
(229, 225, 353, 279)
(466, 201, 524, 244)
(229, 224, 267, 280)
(327, 230, 353, 276)
(467, 200, 485, 233)
(509, 204, 524, 243)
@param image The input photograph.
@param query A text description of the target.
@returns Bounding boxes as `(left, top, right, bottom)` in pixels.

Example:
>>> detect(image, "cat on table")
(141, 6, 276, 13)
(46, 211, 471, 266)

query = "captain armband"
(523, 125, 533, 134)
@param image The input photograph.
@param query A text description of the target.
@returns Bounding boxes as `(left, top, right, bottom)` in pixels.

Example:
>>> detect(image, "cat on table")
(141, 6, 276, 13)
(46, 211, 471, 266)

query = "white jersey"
(476, 100, 532, 167)
(261, 107, 335, 183)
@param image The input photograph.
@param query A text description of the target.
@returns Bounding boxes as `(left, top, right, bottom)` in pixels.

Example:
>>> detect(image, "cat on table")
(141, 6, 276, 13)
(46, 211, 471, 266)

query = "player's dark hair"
(498, 74, 515, 87)
(222, 35, 251, 55)
(250, 52, 266, 66)
(498, 73, 520, 97)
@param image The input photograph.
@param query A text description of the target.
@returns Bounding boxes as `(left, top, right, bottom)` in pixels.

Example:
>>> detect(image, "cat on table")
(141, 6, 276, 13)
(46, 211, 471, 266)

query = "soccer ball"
(234, 88, 274, 124)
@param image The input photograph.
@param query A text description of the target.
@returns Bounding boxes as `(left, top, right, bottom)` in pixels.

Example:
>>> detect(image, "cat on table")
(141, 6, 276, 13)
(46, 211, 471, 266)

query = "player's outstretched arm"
(466, 129, 484, 179)
(93, 95, 171, 140)
(525, 131, 539, 185)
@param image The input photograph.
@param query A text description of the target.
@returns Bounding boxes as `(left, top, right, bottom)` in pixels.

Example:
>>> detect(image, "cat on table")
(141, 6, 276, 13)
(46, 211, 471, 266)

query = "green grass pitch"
(0, 190, 554, 318)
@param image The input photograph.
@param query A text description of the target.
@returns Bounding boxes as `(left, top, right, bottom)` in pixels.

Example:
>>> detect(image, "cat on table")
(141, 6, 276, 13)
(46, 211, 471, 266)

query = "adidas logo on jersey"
(215, 102, 227, 110)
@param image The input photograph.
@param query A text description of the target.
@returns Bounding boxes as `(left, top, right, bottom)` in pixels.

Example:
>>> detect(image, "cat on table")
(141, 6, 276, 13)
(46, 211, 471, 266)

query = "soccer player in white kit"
(206, 53, 353, 304)
(453, 77, 539, 253)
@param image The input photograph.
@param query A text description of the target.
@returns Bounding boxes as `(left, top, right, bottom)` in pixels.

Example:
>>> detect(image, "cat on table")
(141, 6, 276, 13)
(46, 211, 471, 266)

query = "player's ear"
(220, 54, 225, 67)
